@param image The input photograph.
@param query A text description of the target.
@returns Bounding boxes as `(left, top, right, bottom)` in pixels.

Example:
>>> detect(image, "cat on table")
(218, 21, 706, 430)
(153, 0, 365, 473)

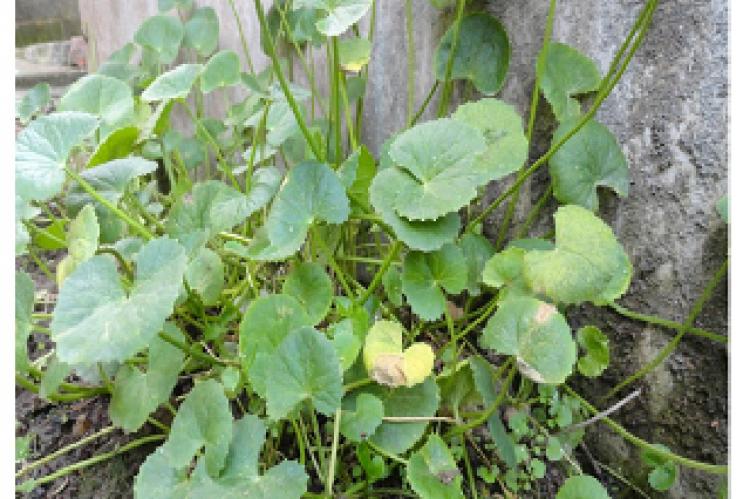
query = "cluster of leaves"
(14, 0, 720, 497)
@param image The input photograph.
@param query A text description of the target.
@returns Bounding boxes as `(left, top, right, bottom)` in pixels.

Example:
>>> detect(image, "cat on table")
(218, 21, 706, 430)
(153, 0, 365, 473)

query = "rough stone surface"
(72, 1, 730, 497)
(16, 0, 81, 47)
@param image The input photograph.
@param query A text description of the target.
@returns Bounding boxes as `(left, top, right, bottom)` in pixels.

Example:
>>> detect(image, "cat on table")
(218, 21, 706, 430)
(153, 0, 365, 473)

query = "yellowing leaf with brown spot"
(364, 320, 434, 388)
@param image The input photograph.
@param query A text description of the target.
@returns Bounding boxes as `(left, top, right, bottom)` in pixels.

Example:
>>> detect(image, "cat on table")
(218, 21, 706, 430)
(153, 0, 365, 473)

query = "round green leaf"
(648, 464, 679, 492)
(480, 296, 576, 384)
(452, 99, 528, 184)
(16, 112, 98, 202)
(109, 325, 185, 432)
(185, 247, 225, 305)
(239, 294, 312, 384)
(161, 379, 233, 477)
(549, 119, 629, 211)
(403, 244, 468, 321)
(283, 262, 333, 324)
(262, 326, 343, 420)
(370, 167, 461, 251)
(576, 325, 609, 377)
(523, 205, 632, 305)
(406, 434, 464, 499)
(434, 13, 510, 95)
(250, 161, 350, 261)
(184, 7, 219, 57)
(50, 237, 188, 364)
(481, 247, 533, 297)
(59, 74, 134, 129)
(538, 42, 601, 122)
(341, 393, 384, 442)
(312, 0, 372, 37)
(556, 475, 610, 499)
(388, 118, 486, 221)
(351, 377, 440, 455)
(200, 50, 241, 93)
(142, 64, 203, 102)
(135, 14, 184, 65)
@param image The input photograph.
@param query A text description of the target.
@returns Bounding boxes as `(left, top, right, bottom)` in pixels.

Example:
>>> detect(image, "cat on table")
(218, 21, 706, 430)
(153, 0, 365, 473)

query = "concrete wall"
(77, 1, 728, 496)
(16, 0, 81, 46)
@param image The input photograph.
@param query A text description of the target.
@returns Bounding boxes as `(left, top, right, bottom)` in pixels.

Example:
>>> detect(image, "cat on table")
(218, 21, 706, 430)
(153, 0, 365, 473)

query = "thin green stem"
(408, 80, 439, 128)
(356, 241, 401, 306)
(253, 0, 324, 161)
(564, 386, 727, 474)
(514, 184, 553, 239)
(16, 426, 117, 478)
(367, 441, 408, 465)
(326, 408, 342, 496)
(23, 220, 66, 247)
(26, 245, 55, 282)
(605, 257, 728, 398)
(495, 0, 557, 249)
(24, 434, 166, 489)
(448, 363, 516, 438)
(608, 302, 726, 344)
(437, 0, 466, 117)
(344, 378, 373, 393)
(227, 0, 254, 73)
(467, 0, 658, 233)
(15, 374, 107, 402)
(64, 167, 153, 240)
(438, 294, 501, 358)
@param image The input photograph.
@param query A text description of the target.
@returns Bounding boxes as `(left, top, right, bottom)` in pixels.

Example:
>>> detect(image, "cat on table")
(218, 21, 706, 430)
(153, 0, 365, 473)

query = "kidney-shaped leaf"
(538, 42, 601, 122)
(370, 167, 461, 251)
(135, 14, 184, 65)
(434, 13, 510, 95)
(452, 99, 528, 184)
(59, 74, 134, 128)
(109, 324, 185, 432)
(480, 296, 576, 384)
(388, 118, 486, 221)
(556, 475, 610, 499)
(341, 393, 384, 442)
(307, 0, 372, 37)
(549, 119, 628, 211)
(363, 320, 434, 388)
(160, 379, 233, 478)
(250, 161, 350, 261)
(351, 377, 440, 455)
(523, 205, 632, 305)
(261, 326, 343, 420)
(142, 64, 203, 102)
(50, 237, 187, 364)
(239, 294, 312, 386)
(407, 434, 464, 499)
(200, 50, 241, 93)
(282, 262, 333, 324)
(403, 244, 468, 321)
(16, 112, 98, 202)
(184, 7, 219, 57)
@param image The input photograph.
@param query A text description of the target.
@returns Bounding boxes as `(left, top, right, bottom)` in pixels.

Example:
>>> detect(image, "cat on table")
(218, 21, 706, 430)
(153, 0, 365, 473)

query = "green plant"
(15, 0, 728, 497)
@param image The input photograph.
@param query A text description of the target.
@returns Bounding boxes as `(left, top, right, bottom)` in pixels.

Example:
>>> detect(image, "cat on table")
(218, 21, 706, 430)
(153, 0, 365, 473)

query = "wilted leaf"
(363, 320, 434, 388)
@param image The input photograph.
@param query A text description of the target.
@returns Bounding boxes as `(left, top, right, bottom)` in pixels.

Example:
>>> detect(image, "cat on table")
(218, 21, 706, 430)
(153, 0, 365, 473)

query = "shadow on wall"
(16, 0, 82, 47)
